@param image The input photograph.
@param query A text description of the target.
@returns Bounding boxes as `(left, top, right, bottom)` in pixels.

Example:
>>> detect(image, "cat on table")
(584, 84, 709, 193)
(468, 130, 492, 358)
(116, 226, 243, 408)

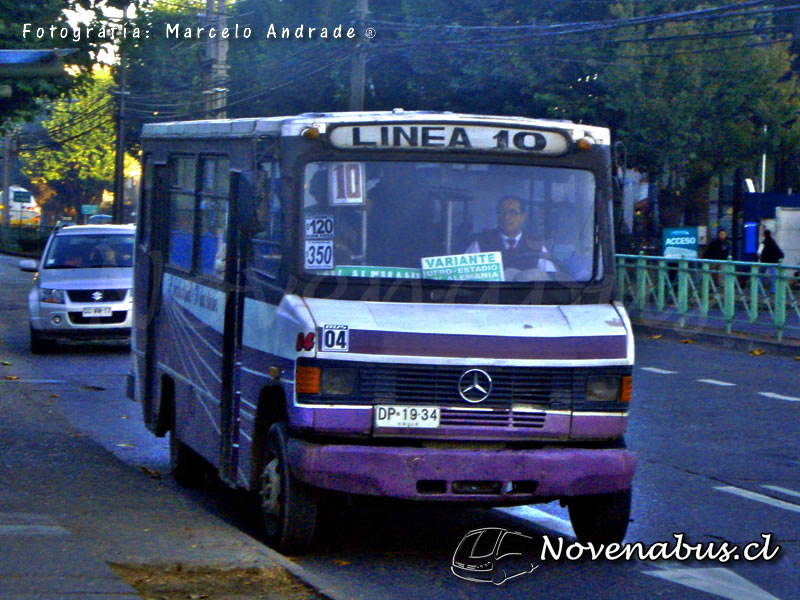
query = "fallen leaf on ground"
(4, 375, 19, 380)
(139, 466, 162, 479)
(649, 334, 663, 339)
(333, 559, 351, 566)
(749, 348, 766, 356)
(50, 394, 59, 398)
(679, 339, 695, 344)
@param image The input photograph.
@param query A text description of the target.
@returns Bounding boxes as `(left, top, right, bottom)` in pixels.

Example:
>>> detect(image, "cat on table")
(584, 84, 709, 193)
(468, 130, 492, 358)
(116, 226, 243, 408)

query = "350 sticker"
(305, 240, 334, 269)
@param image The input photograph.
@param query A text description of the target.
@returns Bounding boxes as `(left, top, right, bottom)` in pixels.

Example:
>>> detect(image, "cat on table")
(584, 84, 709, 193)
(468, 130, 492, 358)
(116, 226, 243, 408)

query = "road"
(0, 253, 798, 600)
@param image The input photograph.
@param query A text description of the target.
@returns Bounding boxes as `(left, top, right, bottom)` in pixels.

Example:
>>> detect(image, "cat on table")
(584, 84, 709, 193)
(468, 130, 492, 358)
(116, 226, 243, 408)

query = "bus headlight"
(586, 375, 620, 402)
(39, 288, 65, 304)
(321, 367, 357, 395)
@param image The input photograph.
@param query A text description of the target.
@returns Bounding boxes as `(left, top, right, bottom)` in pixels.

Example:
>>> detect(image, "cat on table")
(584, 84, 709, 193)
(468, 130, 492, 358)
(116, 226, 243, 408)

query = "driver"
(465, 195, 556, 273)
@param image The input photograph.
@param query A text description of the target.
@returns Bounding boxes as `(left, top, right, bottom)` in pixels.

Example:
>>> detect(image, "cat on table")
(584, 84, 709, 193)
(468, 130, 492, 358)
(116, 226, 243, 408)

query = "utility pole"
(349, 0, 368, 110)
(204, 0, 229, 118)
(113, 40, 127, 224)
(1, 136, 13, 244)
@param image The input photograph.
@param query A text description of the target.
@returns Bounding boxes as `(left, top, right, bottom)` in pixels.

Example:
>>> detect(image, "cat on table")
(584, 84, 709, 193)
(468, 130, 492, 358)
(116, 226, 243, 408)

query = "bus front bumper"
(287, 440, 636, 501)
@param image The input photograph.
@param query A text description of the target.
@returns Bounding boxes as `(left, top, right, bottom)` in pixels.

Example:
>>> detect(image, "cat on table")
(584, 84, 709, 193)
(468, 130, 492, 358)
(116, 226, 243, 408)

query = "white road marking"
(0, 513, 70, 536)
(0, 524, 70, 536)
(643, 567, 781, 600)
(761, 485, 800, 499)
(697, 379, 737, 387)
(714, 485, 800, 514)
(758, 392, 800, 403)
(0, 379, 66, 384)
(496, 506, 574, 537)
(641, 367, 678, 374)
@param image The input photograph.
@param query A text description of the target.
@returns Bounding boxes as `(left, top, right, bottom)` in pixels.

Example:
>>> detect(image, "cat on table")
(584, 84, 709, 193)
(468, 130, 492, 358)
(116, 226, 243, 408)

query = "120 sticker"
(321, 325, 349, 352)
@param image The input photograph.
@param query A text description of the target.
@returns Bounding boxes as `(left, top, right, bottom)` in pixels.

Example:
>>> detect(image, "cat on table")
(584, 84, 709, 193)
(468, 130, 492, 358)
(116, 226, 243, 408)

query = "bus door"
(133, 158, 168, 431)
(218, 171, 243, 485)
(151, 156, 243, 485)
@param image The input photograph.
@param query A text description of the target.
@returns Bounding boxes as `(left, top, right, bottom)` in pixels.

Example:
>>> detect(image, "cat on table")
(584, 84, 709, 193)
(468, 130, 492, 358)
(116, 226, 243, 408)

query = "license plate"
(375, 405, 440, 428)
(82, 306, 112, 317)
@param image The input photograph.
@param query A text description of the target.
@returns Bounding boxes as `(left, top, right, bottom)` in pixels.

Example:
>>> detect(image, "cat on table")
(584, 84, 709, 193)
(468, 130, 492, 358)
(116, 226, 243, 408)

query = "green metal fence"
(617, 254, 800, 342)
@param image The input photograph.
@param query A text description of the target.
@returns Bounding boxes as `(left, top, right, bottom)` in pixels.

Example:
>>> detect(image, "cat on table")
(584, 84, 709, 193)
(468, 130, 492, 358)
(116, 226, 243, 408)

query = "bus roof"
(141, 110, 610, 145)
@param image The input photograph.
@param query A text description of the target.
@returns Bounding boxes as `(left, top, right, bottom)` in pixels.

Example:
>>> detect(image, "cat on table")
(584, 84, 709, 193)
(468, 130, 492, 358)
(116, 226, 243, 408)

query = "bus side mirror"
(18, 259, 38, 272)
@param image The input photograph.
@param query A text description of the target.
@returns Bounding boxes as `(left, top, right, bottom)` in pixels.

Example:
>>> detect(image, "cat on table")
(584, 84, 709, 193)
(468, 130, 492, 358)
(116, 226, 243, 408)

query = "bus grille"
(359, 364, 582, 410)
(440, 408, 547, 429)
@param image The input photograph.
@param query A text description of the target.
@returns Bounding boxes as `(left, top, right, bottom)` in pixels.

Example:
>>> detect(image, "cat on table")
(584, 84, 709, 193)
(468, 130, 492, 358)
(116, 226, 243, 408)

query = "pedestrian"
(759, 230, 784, 294)
(758, 230, 784, 264)
(703, 228, 730, 287)
(703, 228, 730, 260)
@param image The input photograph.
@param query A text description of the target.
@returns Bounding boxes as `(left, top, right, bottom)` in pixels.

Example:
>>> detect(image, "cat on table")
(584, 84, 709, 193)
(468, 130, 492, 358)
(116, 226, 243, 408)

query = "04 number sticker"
(321, 325, 349, 352)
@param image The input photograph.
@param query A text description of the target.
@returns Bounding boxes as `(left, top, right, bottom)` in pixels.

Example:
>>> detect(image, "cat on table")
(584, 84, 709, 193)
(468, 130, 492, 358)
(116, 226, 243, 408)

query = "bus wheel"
(567, 488, 632, 544)
(260, 422, 318, 554)
(169, 428, 205, 487)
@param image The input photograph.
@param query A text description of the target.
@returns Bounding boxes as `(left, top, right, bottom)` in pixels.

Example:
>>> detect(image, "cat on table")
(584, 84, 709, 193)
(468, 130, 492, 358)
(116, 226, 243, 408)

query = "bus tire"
(567, 487, 632, 544)
(169, 427, 205, 487)
(30, 327, 47, 354)
(259, 422, 318, 554)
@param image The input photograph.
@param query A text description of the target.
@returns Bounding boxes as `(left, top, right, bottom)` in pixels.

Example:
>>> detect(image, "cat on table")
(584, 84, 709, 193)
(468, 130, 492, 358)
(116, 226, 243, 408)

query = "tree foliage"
(19, 67, 135, 214)
(72, 1, 800, 225)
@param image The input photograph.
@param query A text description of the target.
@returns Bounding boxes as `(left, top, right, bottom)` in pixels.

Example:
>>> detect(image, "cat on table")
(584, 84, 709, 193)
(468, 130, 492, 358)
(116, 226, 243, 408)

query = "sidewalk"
(627, 308, 800, 357)
(0, 385, 142, 599)
(0, 367, 334, 600)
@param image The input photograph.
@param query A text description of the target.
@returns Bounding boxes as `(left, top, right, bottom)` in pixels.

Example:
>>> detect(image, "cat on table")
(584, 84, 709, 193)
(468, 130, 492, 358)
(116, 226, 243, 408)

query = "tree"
(601, 2, 800, 225)
(18, 66, 136, 216)
(121, 0, 206, 146)
(0, 1, 138, 130)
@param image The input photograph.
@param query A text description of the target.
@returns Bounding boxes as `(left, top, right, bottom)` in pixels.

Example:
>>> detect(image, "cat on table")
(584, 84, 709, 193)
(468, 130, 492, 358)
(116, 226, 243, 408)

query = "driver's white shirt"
(465, 233, 556, 272)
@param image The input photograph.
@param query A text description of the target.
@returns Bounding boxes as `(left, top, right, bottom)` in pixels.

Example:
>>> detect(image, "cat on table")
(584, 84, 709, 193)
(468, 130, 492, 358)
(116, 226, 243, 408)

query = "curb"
(253, 545, 347, 600)
(631, 318, 800, 357)
(0, 247, 39, 258)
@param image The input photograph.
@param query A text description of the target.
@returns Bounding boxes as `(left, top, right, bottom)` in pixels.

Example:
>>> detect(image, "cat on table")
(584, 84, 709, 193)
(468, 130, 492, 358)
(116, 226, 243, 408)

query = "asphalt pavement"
(0, 254, 333, 600)
(1, 252, 798, 600)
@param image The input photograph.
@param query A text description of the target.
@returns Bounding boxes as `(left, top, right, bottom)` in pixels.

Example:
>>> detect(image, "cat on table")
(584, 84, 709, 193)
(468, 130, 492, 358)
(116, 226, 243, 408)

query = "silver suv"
(19, 224, 135, 353)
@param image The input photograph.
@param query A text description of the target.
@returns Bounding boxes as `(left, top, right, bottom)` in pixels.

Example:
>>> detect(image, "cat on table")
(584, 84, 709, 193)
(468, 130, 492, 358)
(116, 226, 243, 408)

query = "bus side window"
(198, 157, 230, 278)
(167, 156, 196, 271)
(250, 161, 282, 277)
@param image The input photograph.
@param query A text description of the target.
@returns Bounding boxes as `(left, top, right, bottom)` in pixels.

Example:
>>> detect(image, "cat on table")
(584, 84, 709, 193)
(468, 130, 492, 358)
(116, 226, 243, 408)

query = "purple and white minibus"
(130, 111, 636, 552)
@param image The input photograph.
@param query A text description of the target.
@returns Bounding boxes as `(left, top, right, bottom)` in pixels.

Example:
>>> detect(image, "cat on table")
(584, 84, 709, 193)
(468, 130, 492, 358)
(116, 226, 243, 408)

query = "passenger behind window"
(89, 244, 117, 267)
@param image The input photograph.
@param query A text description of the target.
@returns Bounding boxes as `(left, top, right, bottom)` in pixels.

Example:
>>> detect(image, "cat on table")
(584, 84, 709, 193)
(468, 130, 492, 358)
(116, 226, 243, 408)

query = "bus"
(0, 186, 40, 226)
(130, 111, 636, 553)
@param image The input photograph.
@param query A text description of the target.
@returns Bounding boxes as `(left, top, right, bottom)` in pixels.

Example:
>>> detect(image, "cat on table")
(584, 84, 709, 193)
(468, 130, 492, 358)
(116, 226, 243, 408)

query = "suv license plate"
(82, 306, 112, 317)
(375, 405, 440, 428)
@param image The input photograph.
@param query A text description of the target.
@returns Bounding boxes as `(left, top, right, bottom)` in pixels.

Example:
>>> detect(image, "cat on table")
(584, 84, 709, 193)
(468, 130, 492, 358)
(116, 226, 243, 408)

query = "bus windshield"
(302, 161, 597, 283)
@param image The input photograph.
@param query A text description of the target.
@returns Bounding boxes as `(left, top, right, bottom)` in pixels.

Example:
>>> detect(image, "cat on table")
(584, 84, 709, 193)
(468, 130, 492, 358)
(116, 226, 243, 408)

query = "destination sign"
(328, 124, 569, 155)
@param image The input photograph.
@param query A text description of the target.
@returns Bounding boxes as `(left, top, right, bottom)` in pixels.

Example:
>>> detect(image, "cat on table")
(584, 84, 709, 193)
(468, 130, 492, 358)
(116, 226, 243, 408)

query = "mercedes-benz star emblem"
(92, 291, 104, 301)
(458, 369, 492, 403)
